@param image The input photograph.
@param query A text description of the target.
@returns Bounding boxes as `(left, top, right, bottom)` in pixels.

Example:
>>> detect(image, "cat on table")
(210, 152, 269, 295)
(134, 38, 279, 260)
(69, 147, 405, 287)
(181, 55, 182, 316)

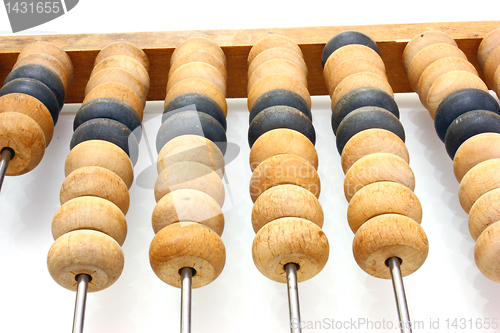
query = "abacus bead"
(52, 196, 127, 246)
(95, 42, 149, 72)
(249, 154, 320, 202)
(344, 153, 415, 202)
(249, 89, 311, 123)
(469, 188, 500, 241)
(478, 27, 500, 70)
(248, 35, 303, 65)
(347, 182, 422, 233)
(326, 58, 387, 95)
(154, 161, 225, 206)
(485, 46, 500, 88)
(47, 230, 124, 292)
(248, 105, 315, 148)
(352, 214, 428, 279)
(248, 47, 308, 78)
(166, 62, 226, 96)
(458, 159, 500, 213)
(252, 185, 323, 233)
(152, 189, 224, 235)
(171, 38, 225, 67)
(156, 111, 227, 155)
(149, 222, 226, 288)
(249, 128, 318, 171)
(474, 222, 500, 283)
(252, 217, 329, 283)
(332, 87, 399, 135)
(248, 59, 307, 93)
(60, 166, 130, 214)
(169, 50, 227, 82)
(336, 106, 405, 155)
(494, 66, 500, 96)
(435, 89, 500, 143)
(321, 30, 380, 67)
(0, 112, 45, 175)
(91, 55, 150, 94)
(444, 110, 500, 159)
(157, 135, 224, 178)
(341, 128, 409, 174)
(65, 140, 134, 189)
(18, 42, 73, 82)
(453, 133, 500, 182)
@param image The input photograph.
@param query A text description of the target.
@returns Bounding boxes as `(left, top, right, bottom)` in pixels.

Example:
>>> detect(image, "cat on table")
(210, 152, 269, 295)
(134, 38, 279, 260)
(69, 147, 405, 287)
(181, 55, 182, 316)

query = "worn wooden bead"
(150, 222, 225, 288)
(459, 158, 500, 213)
(60, 166, 130, 214)
(95, 42, 149, 72)
(336, 106, 405, 155)
(154, 161, 225, 206)
(454, 133, 500, 182)
(65, 140, 134, 189)
(322, 30, 380, 68)
(0, 112, 45, 175)
(475, 222, 500, 283)
(169, 50, 227, 82)
(167, 62, 226, 96)
(18, 41, 73, 82)
(250, 154, 320, 202)
(348, 181, 422, 233)
(52, 196, 127, 246)
(91, 55, 150, 94)
(248, 47, 308, 78)
(248, 59, 307, 93)
(250, 89, 311, 123)
(171, 38, 225, 67)
(157, 134, 225, 178)
(353, 214, 428, 279)
(152, 189, 224, 235)
(249, 128, 318, 171)
(248, 105, 315, 148)
(248, 35, 303, 65)
(478, 27, 500, 70)
(495, 66, 500, 97)
(252, 217, 329, 283)
(47, 230, 124, 292)
(252, 185, 323, 233)
(469, 188, 500, 241)
(481, 45, 500, 88)
(344, 153, 415, 202)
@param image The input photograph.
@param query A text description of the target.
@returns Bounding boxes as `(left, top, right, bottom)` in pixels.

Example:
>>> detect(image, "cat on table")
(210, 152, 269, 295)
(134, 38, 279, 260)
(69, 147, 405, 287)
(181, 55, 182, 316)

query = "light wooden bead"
(347, 181, 422, 233)
(14, 53, 70, 94)
(65, 140, 134, 189)
(157, 134, 224, 178)
(250, 154, 320, 202)
(60, 166, 130, 214)
(247, 73, 311, 111)
(407, 43, 467, 91)
(344, 152, 415, 202)
(426, 71, 489, 119)
(249, 128, 318, 171)
(248, 47, 308, 78)
(169, 50, 227, 82)
(167, 62, 226, 96)
(459, 158, 500, 213)
(469, 188, 500, 241)
(95, 42, 149, 72)
(52, 196, 127, 245)
(353, 214, 428, 279)
(47, 230, 124, 292)
(331, 72, 393, 110)
(252, 185, 323, 233)
(341, 128, 409, 174)
(327, 58, 387, 96)
(252, 217, 329, 283)
(453, 133, 500, 182)
(478, 27, 500, 70)
(92, 55, 150, 94)
(164, 78, 227, 116)
(83, 82, 143, 121)
(402, 30, 457, 73)
(154, 161, 225, 206)
(0, 93, 53, 146)
(152, 189, 224, 235)
(248, 59, 307, 93)
(149, 222, 226, 288)
(417, 57, 478, 108)
(18, 41, 73, 82)
(171, 38, 225, 67)
(495, 66, 500, 96)
(248, 35, 303, 65)
(0, 112, 45, 175)
(475, 222, 500, 283)
(483, 45, 500, 88)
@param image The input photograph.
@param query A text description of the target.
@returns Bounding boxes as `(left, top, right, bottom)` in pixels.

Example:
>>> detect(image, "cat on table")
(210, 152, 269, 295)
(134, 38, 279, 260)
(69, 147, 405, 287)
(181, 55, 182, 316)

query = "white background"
(0, 1, 500, 332)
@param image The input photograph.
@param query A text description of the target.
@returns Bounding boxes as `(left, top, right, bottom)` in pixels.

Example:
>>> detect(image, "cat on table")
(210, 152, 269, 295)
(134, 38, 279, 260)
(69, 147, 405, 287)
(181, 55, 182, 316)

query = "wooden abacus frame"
(0, 20, 499, 104)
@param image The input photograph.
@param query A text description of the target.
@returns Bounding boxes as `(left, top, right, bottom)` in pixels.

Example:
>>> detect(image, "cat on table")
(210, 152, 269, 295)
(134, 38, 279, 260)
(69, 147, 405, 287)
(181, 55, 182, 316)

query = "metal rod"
(0, 148, 13, 193)
(180, 267, 192, 333)
(286, 263, 302, 333)
(388, 257, 412, 333)
(72, 274, 90, 333)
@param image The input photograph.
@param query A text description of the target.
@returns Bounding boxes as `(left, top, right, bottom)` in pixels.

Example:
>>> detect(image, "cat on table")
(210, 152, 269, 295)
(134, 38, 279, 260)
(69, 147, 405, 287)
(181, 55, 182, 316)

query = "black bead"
(71, 118, 139, 165)
(321, 30, 380, 68)
(444, 110, 500, 159)
(163, 93, 227, 131)
(336, 106, 405, 155)
(249, 89, 312, 124)
(156, 111, 227, 154)
(435, 89, 500, 142)
(331, 87, 399, 135)
(0, 78, 59, 125)
(248, 105, 315, 148)
(74, 98, 142, 142)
